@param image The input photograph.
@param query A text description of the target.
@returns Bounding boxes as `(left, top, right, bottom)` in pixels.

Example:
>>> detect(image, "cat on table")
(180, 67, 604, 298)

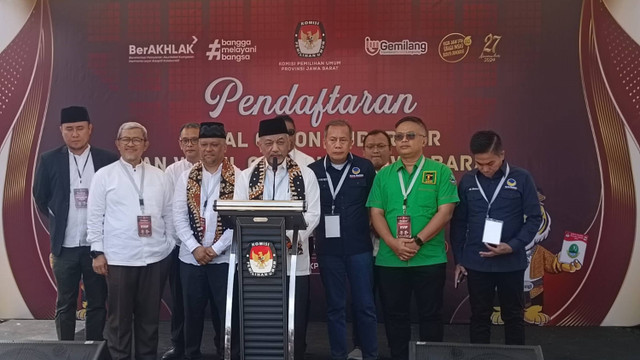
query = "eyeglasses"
(287, 129, 296, 136)
(118, 137, 145, 145)
(393, 132, 426, 141)
(179, 138, 198, 145)
(364, 144, 389, 151)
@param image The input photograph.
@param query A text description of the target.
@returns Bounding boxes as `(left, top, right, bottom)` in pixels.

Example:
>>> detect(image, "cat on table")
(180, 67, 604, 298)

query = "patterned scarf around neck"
(248, 156, 305, 254)
(186, 158, 235, 244)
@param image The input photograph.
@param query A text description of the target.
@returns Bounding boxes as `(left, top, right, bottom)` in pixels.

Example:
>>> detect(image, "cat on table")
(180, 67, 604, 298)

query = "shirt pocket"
(466, 190, 487, 214)
(494, 188, 522, 213)
(414, 185, 438, 212)
(341, 178, 369, 206)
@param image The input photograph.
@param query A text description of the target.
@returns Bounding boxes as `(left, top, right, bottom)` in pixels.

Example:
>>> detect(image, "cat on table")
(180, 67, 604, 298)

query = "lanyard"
(398, 156, 426, 214)
(324, 155, 352, 214)
(474, 163, 510, 218)
(72, 152, 91, 185)
(119, 161, 146, 213)
(202, 172, 219, 211)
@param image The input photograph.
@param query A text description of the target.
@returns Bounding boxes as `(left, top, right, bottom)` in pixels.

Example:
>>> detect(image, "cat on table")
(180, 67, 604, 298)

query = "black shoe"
(162, 347, 184, 360)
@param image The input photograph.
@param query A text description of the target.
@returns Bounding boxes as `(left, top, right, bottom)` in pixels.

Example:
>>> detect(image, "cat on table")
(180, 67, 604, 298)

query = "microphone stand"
(271, 156, 278, 200)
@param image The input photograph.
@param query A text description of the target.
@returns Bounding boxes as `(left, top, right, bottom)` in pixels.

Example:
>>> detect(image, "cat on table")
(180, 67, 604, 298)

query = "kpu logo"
(294, 20, 326, 58)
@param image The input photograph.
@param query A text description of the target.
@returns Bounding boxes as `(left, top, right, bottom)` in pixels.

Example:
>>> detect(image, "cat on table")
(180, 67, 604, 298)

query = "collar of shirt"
(476, 160, 508, 180)
(390, 154, 425, 174)
(68, 144, 91, 159)
(327, 153, 353, 171)
(119, 157, 145, 171)
(266, 157, 288, 172)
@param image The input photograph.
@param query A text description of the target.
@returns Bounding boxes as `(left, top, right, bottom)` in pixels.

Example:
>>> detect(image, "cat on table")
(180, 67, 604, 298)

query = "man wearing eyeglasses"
(87, 122, 174, 360)
(363, 129, 392, 172)
(343, 129, 393, 360)
(33, 106, 118, 342)
(367, 116, 459, 360)
(308, 120, 378, 360)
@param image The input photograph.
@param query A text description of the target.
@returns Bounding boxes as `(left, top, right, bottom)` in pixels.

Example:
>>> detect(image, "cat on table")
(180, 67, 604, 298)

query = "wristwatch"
(89, 250, 104, 259)
(413, 235, 424, 247)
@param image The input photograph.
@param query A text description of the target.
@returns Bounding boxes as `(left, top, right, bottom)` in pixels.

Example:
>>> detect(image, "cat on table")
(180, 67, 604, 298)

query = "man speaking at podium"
(242, 117, 320, 359)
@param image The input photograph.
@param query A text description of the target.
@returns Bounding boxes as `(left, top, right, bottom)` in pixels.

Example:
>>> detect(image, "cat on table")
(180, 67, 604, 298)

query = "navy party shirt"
(309, 153, 375, 256)
(450, 161, 542, 272)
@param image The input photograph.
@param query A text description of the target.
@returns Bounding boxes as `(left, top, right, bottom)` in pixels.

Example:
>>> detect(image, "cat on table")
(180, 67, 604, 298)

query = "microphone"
(271, 156, 278, 200)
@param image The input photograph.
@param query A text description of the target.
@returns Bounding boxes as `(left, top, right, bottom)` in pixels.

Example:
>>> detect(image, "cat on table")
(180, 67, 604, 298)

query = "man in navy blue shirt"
(450, 130, 542, 345)
(309, 119, 378, 360)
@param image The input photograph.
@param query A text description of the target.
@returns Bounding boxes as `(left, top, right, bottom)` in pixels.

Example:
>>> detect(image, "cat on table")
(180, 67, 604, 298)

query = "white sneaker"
(347, 347, 363, 360)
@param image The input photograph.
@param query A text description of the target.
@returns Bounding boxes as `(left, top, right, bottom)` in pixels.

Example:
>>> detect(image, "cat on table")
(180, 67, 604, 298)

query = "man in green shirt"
(367, 116, 459, 360)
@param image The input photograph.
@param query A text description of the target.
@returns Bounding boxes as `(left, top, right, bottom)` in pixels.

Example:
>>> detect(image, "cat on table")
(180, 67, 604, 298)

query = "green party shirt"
(366, 156, 459, 267)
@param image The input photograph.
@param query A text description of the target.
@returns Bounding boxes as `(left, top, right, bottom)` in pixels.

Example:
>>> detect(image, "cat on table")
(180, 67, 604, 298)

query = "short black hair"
(179, 122, 200, 136)
(363, 129, 391, 147)
(395, 116, 427, 132)
(470, 130, 503, 155)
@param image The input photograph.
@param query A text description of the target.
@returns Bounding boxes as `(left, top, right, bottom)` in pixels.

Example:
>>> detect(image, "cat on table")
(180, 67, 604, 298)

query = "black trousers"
(286, 275, 310, 360)
(167, 247, 222, 353)
(377, 264, 446, 360)
(180, 262, 239, 360)
(467, 268, 525, 345)
(105, 256, 171, 360)
(52, 246, 107, 341)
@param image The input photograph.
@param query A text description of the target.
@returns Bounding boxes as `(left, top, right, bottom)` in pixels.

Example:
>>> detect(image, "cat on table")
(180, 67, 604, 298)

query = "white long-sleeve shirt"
(165, 158, 197, 246)
(242, 157, 320, 276)
(87, 158, 174, 266)
(64, 146, 95, 248)
(173, 161, 248, 265)
(289, 148, 315, 167)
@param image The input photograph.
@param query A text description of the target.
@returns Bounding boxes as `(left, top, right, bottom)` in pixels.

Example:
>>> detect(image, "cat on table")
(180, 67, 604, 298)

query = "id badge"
(73, 188, 89, 208)
(137, 215, 152, 237)
(324, 214, 340, 238)
(396, 215, 412, 238)
(482, 218, 503, 245)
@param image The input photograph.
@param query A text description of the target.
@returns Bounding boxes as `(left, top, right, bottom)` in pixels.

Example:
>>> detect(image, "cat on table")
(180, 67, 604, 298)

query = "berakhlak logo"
(295, 20, 326, 58)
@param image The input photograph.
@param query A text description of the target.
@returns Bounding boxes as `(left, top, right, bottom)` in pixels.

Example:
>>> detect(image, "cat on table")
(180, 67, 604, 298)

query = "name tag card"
(482, 218, 503, 245)
(137, 215, 152, 237)
(396, 215, 412, 238)
(73, 188, 89, 208)
(324, 214, 340, 238)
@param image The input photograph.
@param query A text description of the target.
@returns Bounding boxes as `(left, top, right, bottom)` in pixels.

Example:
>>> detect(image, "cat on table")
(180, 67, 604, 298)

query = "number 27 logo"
(480, 34, 501, 62)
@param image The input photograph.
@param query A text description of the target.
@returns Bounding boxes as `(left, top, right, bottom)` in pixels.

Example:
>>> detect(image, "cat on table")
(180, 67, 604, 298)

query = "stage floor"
(0, 319, 638, 359)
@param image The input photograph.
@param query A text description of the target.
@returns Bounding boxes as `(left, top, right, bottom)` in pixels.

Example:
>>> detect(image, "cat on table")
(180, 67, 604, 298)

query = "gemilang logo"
(364, 36, 428, 56)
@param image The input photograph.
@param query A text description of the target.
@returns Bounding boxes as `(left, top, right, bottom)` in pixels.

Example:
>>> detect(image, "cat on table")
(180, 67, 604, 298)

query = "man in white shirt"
(33, 106, 117, 341)
(163, 122, 223, 360)
(173, 122, 247, 360)
(88, 122, 174, 360)
(241, 117, 320, 359)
